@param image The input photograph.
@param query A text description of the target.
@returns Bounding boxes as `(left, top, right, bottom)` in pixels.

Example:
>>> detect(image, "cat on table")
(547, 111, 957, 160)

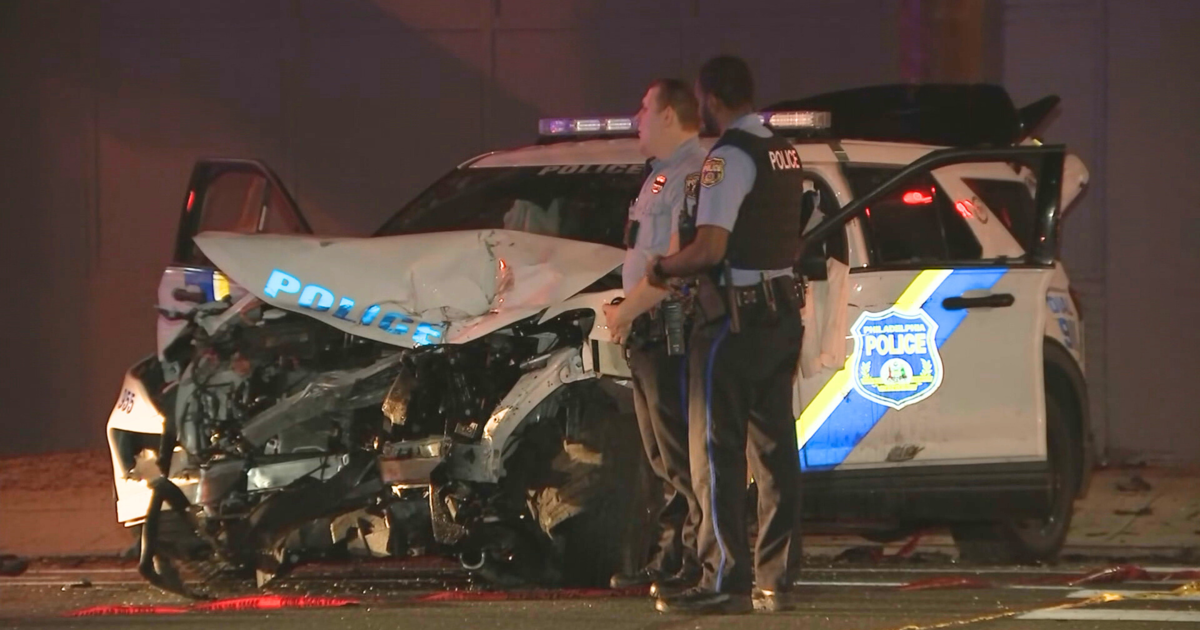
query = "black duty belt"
(730, 276, 801, 310)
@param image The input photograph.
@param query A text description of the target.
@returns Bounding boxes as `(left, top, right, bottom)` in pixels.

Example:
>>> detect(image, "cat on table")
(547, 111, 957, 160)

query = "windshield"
(375, 164, 647, 247)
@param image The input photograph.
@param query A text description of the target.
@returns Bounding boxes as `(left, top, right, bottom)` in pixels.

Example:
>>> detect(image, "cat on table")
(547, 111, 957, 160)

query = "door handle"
(942, 293, 1014, 310)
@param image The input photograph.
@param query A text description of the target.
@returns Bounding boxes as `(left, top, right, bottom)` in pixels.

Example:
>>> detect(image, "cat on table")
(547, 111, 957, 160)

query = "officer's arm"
(657, 226, 728, 277)
(657, 147, 751, 278)
(613, 230, 679, 326)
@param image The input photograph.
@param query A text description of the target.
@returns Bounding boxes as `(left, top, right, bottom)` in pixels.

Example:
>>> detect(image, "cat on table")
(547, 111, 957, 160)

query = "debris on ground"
(0, 555, 29, 577)
(1116, 475, 1154, 493)
(897, 576, 992, 591)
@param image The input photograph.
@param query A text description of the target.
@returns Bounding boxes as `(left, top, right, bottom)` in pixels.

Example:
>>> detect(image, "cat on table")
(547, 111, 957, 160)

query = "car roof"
(467, 137, 945, 169)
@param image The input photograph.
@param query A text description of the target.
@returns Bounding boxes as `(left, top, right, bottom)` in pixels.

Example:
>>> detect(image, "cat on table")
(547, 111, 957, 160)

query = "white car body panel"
(193, 229, 623, 350)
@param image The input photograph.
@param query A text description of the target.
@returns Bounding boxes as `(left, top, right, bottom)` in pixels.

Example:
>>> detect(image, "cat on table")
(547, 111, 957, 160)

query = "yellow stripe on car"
(795, 269, 953, 449)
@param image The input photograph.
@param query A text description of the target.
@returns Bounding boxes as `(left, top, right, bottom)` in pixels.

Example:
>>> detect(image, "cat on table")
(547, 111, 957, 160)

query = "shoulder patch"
(701, 157, 725, 188)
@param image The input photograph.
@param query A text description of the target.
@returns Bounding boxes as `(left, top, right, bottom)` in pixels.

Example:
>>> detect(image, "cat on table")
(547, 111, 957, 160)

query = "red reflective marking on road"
(65, 605, 188, 617)
(897, 576, 992, 591)
(63, 595, 358, 617)
(1015, 564, 1199, 587)
(415, 587, 646, 602)
(193, 595, 360, 611)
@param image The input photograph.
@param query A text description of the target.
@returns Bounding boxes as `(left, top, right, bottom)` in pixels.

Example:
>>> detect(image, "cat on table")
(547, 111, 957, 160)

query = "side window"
(198, 172, 305, 236)
(843, 166, 982, 266)
(176, 162, 310, 266)
(197, 172, 266, 234)
(963, 178, 1037, 253)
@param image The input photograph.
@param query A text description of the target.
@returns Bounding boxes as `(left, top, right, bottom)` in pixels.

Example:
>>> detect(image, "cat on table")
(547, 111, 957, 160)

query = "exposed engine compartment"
(120, 294, 650, 598)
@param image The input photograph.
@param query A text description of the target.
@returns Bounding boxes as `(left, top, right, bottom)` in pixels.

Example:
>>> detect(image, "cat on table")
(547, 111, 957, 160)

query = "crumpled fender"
(194, 229, 624, 349)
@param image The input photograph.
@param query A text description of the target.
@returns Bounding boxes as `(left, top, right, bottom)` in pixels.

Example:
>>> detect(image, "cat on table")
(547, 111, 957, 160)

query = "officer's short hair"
(650, 78, 701, 131)
(697, 55, 754, 109)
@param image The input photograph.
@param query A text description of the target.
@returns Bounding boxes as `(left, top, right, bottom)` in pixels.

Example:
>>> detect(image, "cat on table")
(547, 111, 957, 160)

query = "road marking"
(1018, 608, 1200, 622)
(0, 580, 146, 586)
(794, 580, 905, 588)
(1069, 588, 1200, 600)
(21, 568, 136, 574)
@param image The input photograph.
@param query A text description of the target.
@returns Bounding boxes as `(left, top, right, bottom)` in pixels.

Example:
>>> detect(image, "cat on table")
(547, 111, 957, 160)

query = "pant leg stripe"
(679, 354, 689, 422)
(705, 319, 732, 593)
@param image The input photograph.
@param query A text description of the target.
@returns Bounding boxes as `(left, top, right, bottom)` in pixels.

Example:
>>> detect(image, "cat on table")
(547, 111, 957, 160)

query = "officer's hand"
(646, 255, 668, 289)
(602, 302, 626, 343)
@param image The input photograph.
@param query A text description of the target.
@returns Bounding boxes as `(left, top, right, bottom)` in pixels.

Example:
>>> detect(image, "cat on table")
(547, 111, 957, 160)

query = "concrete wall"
(1003, 0, 1200, 464)
(0, 0, 902, 455)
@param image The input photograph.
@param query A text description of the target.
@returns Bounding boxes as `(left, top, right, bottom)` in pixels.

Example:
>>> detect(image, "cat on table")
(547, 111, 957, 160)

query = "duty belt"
(730, 276, 802, 310)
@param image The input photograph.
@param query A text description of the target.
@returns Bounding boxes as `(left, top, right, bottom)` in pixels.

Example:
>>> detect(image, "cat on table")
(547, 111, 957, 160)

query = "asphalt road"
(2, 559, 1199, 629)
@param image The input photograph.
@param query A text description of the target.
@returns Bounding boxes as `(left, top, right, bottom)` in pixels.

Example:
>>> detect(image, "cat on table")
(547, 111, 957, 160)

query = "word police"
(768, 148, 802, 170)
(859, 322, 930, 357)
(536, 164, 645, 176)
(264, 269, 443, 344)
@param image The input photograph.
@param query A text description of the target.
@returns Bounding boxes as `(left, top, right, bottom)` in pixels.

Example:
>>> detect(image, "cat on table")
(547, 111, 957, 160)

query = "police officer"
(646, 56, 805, 615)
(603, 78, 707, 593)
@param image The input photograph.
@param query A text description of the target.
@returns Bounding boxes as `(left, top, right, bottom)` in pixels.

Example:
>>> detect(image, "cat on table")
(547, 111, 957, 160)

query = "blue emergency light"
(538, 117, 637, 136)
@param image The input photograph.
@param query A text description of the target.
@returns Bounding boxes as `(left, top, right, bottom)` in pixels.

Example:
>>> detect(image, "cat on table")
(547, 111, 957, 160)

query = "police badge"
(849, 308, 944, 410)
(700, 157, 725, 187)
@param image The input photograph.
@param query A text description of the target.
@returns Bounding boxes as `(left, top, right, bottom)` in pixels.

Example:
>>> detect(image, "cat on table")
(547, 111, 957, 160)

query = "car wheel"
(951, 394, 1079, 564)
(553, 407, 657, 587)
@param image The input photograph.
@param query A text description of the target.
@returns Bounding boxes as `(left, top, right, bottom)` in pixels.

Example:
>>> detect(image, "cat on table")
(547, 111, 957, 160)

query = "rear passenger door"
(797, 162, 1051, 472)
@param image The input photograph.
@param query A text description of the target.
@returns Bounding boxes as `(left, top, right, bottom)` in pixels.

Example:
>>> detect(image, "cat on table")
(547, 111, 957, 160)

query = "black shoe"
(655, 586, 752, 615)
(610, 566, 663, 589)
(752, 588, 794, 612)
(0, 555, 28, 577)
(649, 567, 700, 598)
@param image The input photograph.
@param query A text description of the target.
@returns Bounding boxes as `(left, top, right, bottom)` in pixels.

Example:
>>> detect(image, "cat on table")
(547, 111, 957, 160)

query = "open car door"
(794, 144, 1071, 524)
(157, 160, 312, 360)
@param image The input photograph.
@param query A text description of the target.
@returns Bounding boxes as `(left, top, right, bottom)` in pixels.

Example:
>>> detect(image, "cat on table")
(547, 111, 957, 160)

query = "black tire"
(951, 394, 1079, 564)
(554, 407, 657, 587)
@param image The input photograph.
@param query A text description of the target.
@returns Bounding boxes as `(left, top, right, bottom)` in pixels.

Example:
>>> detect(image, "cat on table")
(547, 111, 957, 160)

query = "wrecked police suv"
(107, 85, 1094, 597)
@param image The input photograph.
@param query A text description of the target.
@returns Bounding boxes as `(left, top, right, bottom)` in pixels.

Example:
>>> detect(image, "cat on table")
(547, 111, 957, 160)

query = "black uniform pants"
(628, 342, 700, 575)
(687, 307, 803, 594)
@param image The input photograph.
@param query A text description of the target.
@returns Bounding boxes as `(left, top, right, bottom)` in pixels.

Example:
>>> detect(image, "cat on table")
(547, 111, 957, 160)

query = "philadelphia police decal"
(849, 307, 944, 410)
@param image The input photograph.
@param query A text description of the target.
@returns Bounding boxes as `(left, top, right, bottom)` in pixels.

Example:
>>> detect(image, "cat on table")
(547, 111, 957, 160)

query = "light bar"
(760, 110, 832, 130)
(538, 116, 637, 136)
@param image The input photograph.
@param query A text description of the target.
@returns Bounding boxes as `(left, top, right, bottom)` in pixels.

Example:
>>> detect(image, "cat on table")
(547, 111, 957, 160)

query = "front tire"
(553, 404, 657, 587)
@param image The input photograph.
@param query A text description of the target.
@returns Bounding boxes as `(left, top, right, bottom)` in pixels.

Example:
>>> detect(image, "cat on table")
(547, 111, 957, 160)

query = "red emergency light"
(902, 190, 934, 205)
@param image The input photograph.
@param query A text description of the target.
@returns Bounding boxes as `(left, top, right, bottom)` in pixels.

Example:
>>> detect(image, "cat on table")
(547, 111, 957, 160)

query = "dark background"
(1, 0, 1196, 464)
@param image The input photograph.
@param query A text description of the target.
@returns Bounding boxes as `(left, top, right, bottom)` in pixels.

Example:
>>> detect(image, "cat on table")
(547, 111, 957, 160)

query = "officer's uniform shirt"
(623, 136, 707, 294)
(696, 113, 795, 287)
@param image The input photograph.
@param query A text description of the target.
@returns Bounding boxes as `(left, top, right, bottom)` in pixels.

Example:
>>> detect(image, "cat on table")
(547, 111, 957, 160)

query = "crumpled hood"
(194, 229, 623, 348)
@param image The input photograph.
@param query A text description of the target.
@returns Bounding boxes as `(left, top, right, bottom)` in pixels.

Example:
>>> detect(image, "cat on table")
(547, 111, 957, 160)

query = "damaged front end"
(109, 231, 650, 597)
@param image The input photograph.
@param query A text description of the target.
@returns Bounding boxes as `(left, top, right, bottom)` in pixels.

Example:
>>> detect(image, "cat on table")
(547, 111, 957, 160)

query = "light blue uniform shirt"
(622, 136, 707, 294)
(696, 113, 795, 286)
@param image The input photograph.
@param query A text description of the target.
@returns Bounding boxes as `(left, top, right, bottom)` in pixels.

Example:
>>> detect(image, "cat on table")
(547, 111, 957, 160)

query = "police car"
(383, 85, 1092, 563)
(107, 85, 1090, 594)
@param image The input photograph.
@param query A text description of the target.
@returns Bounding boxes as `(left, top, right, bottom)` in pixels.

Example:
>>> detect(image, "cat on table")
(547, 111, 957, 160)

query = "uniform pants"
(628, 343, 700, 575)
(687, 308, 803, 594)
